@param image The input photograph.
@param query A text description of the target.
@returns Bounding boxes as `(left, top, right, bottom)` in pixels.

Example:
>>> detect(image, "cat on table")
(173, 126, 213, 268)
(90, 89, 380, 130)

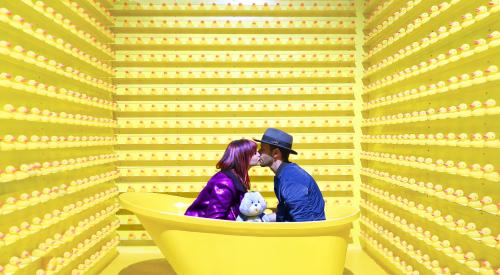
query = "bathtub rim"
(120, 192, 359, 237)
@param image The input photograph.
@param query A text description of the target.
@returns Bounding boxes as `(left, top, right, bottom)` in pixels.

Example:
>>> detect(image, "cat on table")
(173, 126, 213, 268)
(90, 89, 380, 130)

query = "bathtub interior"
(121, 192, 357, 221)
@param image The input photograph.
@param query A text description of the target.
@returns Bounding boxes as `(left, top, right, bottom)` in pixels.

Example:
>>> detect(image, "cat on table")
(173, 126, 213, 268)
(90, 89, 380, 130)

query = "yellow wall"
(112, 0, 362, 246)
(0, 1, 118, 274)
(361, 0, 499, 274)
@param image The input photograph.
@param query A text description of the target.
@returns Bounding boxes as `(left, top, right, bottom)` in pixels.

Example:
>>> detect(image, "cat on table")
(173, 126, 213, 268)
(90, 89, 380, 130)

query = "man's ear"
(272, 148, 281, 160)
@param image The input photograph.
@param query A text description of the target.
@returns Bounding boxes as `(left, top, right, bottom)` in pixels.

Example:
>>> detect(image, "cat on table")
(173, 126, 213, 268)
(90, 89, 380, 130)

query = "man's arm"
(281, 181, 310, 222)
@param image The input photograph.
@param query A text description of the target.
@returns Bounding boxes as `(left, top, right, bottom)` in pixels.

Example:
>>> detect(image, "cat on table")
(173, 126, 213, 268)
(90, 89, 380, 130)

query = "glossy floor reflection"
(100, 246, 387, 275)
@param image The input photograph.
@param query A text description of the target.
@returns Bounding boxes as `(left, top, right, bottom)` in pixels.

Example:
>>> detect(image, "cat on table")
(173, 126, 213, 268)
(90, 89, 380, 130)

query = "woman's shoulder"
(208, 171, 234, 187)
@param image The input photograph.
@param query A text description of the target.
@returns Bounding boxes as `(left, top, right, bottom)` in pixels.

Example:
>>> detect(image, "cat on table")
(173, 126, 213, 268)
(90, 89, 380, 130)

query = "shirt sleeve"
(205, 179, 235, 219)
(280, 179, 310, 222)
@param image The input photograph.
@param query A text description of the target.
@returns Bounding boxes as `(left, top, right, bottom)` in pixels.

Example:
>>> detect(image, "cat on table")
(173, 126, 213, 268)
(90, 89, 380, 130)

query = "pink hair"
(216, 139, 257, 190)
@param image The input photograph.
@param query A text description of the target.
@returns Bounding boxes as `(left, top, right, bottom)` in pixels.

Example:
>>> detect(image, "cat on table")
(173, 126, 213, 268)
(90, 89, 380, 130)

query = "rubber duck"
(478, 227, 496, 246)
(480, 196, 498, 214)
(483, 163, 500, 182)
(475, 6, 490, 20)
(455, 219, 467, 234)
(457, 161, 470, 176)
(485, 65, 499, 81)
(431, 260, 442, 274)
(452, 246, 465, 261)
(461, 13, 475, 27)
(470, 164, 484, 178)
(471, 100, 485, 116)
(465, 252, 480, 269)
(453, 189, 467, 205)
(483, 132, 499, 147)
(466, 222, 481, 239)
(457, 103, 471, 117)
(444, 188, 456, 202)
(441, 239, 454, 254)
(435, 159, 446, 172)
(484, 99, 498, 115)
(4, 256, 21, 273)
(468, 192, 482, 208)
(479, 260, 494, 275)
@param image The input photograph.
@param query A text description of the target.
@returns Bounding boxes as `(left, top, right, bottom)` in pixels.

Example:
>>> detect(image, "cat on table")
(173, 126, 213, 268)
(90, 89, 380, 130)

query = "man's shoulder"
(278, 163, 311, 181)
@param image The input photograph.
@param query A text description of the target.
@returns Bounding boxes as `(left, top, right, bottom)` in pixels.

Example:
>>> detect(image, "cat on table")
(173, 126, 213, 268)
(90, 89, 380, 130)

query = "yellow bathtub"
(119, 193, 359, 275)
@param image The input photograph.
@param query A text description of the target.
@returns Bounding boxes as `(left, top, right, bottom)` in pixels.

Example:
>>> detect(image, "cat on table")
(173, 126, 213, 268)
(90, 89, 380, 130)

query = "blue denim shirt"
(274, 162, 326, 222)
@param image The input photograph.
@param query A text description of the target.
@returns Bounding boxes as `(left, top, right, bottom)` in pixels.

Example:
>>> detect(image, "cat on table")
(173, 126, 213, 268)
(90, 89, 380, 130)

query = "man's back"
(274, 162, 326, 222)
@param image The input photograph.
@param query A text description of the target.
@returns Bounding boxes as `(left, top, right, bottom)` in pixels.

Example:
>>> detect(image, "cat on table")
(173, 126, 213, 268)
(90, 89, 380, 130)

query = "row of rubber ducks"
(1, 103, 116, 127)
(63, 0, 113, 25)
(361, 167, 499, 216)
(119, 181, 353, 194)
(364, 64, 498, 106)
(0, 8, 112, 74)
(1, 214, 119, 275)
(365, 28, 499, 77)
(118, 35, 356, 46)
(116, 85, 354, 96)
(0, 135, 116, 151)
(365, 56, 498, 94)
(0, 153, 117, 183)
(0, 170, 118, 215)
(33, 223, 120, 275)
(0, 73, 115, 109)
(117, 18, 356, 29)
(360, 218, 455, 274)
(363, 99, 498, 126)
(68, 236, 120, 275)
(115, 68, 355, 78)
(365, 2, 499, 59)
(116, 133, 353, 145)
(119, 165, 353, 177)
(361, 232, 420, 275)
(118, 117, 353, 128)
(0, 191, 118, 249)
(360, 216, 498, 274)
(364, 34, 498, 90)
(26, 1, 114, 41)
(361, 151, 499, 182)
(117, 101, 354, 112)
(117, 52, 355, 62)
(3, 5, 113, 56)
(33, 0, 113, 39)
(117, 149, 353, 161)
(32, 209, 118, 259)
(361, 132, 499, 148)
(118, 1, 355, 11)
(361, 184, 500, 249)
(364, 0, 424, 42)
(0, 41, 115, 90)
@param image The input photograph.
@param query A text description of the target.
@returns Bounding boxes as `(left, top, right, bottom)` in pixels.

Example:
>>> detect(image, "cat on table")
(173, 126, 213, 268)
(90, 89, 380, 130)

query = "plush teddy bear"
(236, 191, 275, 222)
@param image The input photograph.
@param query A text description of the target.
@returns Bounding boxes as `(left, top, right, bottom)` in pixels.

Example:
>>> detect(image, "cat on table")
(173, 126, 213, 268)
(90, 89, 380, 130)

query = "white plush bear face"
(239, 191, 267, 217)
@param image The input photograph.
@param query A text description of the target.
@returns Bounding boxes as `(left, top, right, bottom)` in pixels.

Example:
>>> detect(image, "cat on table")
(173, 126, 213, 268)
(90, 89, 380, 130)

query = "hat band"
(262, 135, 292, 149)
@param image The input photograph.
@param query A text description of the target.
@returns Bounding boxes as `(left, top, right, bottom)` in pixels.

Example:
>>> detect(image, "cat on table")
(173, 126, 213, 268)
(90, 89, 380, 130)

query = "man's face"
(258, 143, 274, 167)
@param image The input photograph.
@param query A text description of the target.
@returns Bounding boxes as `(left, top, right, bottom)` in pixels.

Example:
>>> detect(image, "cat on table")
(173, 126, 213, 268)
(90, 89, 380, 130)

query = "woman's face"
(249, 150, 261, 167)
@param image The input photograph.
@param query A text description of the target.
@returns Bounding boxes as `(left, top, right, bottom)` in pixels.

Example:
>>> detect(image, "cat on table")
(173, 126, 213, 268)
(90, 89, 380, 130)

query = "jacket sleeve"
(205, 178, 236, 219)
(280, 179, 310, 222)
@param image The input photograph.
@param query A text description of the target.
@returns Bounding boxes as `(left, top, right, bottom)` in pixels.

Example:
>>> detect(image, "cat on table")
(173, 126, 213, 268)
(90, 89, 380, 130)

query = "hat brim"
(253, 139, 298, 155)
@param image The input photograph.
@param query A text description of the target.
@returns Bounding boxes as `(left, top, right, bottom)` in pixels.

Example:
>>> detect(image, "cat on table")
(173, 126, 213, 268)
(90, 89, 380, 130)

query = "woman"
(185, 139, 260, 220)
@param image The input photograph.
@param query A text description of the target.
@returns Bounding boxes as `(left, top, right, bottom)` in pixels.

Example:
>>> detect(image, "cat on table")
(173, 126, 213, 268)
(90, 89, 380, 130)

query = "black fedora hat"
(253, 128, 297, 155)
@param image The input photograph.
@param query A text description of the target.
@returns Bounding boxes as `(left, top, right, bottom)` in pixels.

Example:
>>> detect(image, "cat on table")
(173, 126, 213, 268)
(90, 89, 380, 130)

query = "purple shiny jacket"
(185, 170, 247, 220)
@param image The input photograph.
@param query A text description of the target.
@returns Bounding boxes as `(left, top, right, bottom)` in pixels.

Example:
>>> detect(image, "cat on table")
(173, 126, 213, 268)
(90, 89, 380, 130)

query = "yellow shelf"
(3, 1, 113, 61)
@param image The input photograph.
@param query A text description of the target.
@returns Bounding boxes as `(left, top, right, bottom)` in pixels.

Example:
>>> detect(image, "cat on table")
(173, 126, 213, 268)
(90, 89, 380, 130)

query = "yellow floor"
(99, 245, 387, 275)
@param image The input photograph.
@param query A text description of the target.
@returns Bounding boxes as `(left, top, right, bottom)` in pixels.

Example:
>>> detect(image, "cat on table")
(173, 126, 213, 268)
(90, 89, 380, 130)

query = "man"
(254, 128, 325, 222)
